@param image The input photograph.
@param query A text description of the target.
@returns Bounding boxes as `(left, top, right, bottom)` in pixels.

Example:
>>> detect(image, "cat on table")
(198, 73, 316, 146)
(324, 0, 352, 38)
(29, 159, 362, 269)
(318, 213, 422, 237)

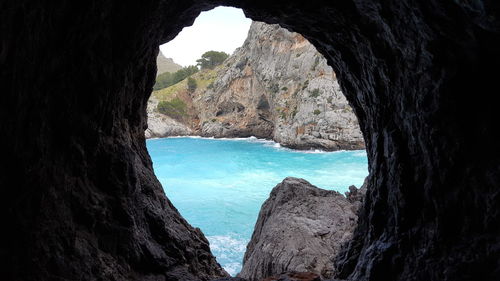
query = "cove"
(146, 137, 368, 275)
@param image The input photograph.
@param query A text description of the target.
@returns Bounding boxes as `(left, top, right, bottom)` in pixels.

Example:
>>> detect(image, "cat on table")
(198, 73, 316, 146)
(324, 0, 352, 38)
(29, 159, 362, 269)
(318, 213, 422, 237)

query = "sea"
(146, 136, 368, 276)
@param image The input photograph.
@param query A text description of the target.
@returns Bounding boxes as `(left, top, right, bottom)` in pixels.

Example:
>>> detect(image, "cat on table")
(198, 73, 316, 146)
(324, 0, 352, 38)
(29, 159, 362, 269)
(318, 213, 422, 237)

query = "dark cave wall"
(1, 0, 499, 281)
(0, 1, 229, 280)
(238, 1, 500, 280)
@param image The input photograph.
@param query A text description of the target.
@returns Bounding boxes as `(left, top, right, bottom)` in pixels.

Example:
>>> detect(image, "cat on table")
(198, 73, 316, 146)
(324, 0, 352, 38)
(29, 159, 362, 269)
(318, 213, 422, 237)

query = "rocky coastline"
(147, 22, 364, 151)
(238, 177, 366, 281)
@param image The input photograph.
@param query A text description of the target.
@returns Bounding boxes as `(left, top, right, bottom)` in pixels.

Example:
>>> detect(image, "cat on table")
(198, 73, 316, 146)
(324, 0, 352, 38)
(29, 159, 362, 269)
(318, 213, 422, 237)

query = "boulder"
(239, 177, 365, 280)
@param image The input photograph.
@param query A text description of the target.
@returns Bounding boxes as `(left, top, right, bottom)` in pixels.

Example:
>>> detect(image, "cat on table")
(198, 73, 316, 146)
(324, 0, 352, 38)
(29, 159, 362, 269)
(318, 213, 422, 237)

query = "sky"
(160, 7, 252, 67)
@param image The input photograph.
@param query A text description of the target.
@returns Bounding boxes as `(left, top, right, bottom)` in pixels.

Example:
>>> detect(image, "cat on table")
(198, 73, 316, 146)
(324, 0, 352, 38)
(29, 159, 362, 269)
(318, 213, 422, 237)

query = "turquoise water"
(146, 137, 368, 275)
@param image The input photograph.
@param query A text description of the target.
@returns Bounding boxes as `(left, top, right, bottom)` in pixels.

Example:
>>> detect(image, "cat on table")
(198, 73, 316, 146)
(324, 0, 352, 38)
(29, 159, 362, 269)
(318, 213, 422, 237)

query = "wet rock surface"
(239, 178, 365, 280)
(1, 0, 499, 280)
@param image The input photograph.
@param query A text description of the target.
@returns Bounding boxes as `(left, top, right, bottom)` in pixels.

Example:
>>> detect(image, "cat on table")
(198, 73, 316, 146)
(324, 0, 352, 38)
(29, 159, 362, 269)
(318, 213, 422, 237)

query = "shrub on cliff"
(154, 66, 199, 90)
(157, 98, 187, 120)
(187, 77, 197, 92)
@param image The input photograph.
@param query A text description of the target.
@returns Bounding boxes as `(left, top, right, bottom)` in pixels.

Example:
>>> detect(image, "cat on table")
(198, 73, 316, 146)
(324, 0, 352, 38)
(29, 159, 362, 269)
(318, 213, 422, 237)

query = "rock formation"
(239, 178, 365, 281)
(2, 1, 499, 281)
(262, 272, 322, 281)
(156, 51, 182, 75)
(149, 22, 364, 151)
(145, 95, 193, 138)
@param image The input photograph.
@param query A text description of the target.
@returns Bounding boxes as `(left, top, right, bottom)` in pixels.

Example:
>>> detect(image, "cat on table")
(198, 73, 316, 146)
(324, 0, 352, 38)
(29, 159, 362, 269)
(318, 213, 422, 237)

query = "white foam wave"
(161, 135, 203, 139)
(353, 150, 367, 157)
(208, 235, 248, 253)
(207, 235, 248, 276)
(150, 136, 367, 156)
(222, 262, 243, 276)
(301, 149, 328, 154)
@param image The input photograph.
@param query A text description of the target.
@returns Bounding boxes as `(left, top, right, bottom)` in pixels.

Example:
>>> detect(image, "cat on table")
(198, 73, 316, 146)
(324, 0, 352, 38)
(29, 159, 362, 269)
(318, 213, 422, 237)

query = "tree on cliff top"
(196, 51, 229, 70)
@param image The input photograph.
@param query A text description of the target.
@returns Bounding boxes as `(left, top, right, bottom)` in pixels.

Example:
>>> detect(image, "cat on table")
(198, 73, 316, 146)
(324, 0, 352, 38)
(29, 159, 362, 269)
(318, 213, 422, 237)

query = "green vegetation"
(152, 67, 219, 101)
(310, 88, 321, 98)
(291, 107, 298, 119)
(311, 56, 320, 71)
(275, 107, 288, 119)
(302, 80, 309, 90)
(154, 50, 227, 91)
(157, 98, 187, 119)
(269, 83, 279, 94)
(154, 65, 199, 91)
(196, 51, 229, 70)
(281, 86, 288, 91)
(313, 109, 321, 115)
(187, 77, 197, 92)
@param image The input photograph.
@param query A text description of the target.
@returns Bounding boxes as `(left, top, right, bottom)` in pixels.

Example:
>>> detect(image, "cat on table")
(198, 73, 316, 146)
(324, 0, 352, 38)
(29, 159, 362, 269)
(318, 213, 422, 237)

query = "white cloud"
(160, 7, 252, 67)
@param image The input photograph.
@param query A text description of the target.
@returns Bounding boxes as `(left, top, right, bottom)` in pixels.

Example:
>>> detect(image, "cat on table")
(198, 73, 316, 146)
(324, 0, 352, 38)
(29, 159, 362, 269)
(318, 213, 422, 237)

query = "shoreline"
(146, 135, 367, 154)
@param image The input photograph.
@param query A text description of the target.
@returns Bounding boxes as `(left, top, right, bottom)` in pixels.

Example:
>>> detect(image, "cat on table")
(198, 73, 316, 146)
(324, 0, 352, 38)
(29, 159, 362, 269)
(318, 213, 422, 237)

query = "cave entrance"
(4, 0, 496, 280)
(146, 6, 368, 277)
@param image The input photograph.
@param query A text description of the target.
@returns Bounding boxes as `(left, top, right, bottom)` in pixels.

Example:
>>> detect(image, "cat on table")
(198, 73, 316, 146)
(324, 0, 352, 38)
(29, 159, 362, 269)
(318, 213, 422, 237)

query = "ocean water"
(146, 137, 368, 276)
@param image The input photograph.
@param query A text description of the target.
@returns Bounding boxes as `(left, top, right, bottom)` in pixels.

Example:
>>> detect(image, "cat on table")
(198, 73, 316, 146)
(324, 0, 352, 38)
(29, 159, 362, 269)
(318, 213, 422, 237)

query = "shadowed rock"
(239, 177, 366, 280)
(262, 272, 321, 281)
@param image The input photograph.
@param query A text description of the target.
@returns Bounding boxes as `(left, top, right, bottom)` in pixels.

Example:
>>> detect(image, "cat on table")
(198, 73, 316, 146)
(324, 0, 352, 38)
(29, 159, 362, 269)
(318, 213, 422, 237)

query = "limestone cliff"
(238, 177, 366, 280)
(145, 95, 193, 138)
(148, 22, 364, 151)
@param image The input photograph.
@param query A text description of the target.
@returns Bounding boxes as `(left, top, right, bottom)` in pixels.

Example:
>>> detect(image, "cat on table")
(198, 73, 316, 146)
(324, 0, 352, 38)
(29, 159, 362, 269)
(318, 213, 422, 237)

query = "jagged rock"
(262, 272, 321, 281)
(239, 178, 365, 281)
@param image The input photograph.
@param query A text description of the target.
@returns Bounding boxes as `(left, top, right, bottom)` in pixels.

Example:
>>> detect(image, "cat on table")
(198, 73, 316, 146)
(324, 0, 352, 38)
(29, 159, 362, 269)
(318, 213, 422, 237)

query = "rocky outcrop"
(262, 272, 321, 281)
(2, 0, 500, 280)
(149, 22, 364, 151)
(156, 51, 182, 75)
(145, 96, 193, 138)
(239, 178, 366, 281)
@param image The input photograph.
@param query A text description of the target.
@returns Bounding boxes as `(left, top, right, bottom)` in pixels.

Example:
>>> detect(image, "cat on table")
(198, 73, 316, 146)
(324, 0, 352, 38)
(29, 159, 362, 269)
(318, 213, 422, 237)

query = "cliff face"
(156, 51, 182, 76)
(239, 178, 366, 281)
(149, 22, 364, 151)
(145, 95, 193, 138)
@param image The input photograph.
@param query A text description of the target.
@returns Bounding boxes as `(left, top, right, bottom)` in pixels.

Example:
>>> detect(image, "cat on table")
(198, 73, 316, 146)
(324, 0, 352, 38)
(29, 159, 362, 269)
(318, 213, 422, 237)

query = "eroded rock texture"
(0, 1, 229, 280)
(239, 178, 365, 280)
(192, 21, 363, 150)
(1, 0, 499, 281)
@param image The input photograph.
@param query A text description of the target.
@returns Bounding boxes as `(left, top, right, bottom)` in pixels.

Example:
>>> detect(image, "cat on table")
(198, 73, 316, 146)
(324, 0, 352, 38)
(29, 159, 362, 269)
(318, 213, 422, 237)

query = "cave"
(1, 1, 499, 281)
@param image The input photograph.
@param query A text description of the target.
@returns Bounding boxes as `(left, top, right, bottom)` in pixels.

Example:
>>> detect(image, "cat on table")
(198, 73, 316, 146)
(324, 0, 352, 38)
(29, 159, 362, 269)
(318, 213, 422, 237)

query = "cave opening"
(2, 1, 499, 280)
(146, 6, 368, 277)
